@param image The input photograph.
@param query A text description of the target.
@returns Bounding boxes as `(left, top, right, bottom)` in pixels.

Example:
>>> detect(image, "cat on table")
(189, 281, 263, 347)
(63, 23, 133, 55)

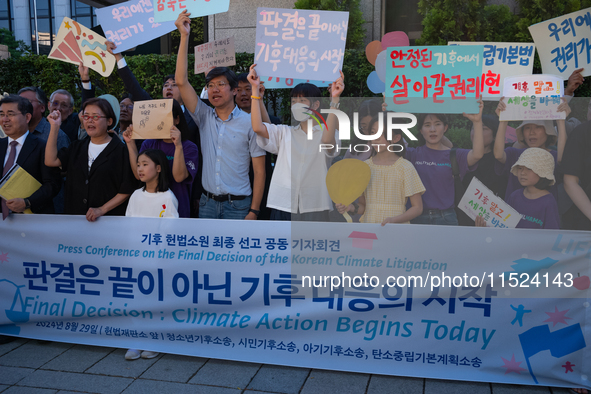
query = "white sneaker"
(125, 349, 141, 360)
(141, 351, 159, 359)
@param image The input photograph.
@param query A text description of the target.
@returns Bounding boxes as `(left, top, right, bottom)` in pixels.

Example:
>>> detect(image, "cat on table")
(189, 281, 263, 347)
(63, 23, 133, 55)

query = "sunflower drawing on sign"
(48, 17, 116, 77)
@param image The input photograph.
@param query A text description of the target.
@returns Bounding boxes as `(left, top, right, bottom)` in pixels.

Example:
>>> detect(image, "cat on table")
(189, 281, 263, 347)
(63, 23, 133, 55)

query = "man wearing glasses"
(175, 10, 265, 220)
(45, 66, 95, 143)
(18, 87, 70, 151)
(0, 95, 61, 218)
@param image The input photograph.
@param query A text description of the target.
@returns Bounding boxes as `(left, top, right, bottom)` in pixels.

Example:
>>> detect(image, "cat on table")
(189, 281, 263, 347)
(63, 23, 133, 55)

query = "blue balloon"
(366, 71, 385, 94)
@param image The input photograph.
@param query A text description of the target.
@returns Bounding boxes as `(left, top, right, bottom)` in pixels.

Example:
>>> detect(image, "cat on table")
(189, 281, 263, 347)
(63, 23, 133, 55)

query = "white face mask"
(291, 102, 311, 122)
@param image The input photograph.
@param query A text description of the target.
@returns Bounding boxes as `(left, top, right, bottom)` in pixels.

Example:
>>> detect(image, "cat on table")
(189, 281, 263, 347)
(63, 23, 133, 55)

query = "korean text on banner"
(95, 0, 176, 54)
(261, 76, 329, 89)
(448, 42, 535, 101)
(0, 216, 589, 390)
(131, 99, 173, 139)
(48, 18, 116, 77)
(385, 45, 484, 114)
(254, 8, 348, 82)
(528, 7, 591, 79)
(153, 0, 230, 23)
(458, 177, 521, 228)
(500, 75, 564, 121)
(195, 37, 236, 74)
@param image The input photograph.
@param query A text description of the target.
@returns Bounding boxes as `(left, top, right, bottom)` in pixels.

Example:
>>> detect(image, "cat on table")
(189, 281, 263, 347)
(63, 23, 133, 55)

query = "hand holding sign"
(131, 99, 173, 139)
(48, 17, 116, 77)
(175, 10, 191, 38)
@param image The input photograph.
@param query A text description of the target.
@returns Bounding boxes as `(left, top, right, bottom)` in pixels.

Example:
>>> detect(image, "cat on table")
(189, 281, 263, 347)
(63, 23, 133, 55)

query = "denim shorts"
(411, 208, 458, 226)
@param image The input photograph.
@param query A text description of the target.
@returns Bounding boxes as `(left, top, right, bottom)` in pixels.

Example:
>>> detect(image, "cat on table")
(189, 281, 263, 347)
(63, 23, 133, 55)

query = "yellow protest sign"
(326, 159, 371, 223)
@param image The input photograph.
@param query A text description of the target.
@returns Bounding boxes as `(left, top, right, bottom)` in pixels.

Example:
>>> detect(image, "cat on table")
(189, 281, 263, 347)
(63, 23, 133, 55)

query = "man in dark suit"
(0, 95, 61, 218)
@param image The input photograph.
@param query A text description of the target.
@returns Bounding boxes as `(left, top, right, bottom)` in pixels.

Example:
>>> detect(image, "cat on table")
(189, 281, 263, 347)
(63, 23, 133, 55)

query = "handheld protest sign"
(458, 177, 521, 228)
(95, 0, 176, 54)
(195, 37, 236, 74)
(131, 99, 173, 139)
(48, 17, 116, 77)
(448, 42, 535, 101)
(254, 7, 348, 82)
(326, 159, 371, 223)
(154, 0, 230, 23)
(529, 7, 591, 79)
(500, 74, 564, 121)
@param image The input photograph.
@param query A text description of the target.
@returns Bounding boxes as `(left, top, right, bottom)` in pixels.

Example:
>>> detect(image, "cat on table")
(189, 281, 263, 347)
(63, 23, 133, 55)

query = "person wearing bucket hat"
(506, 148, 559, 229)
(494, 97, 570, 200)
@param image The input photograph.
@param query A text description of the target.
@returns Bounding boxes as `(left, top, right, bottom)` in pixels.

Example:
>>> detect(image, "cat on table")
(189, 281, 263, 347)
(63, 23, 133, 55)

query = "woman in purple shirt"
(407, 100, 485, 226)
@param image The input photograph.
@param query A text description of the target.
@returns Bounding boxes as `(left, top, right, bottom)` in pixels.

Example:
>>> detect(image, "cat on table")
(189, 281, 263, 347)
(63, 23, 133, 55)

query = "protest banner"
(95, 0, 176, 53)
(261, 76, 329, 89)
(385, 45, 484, 114)
(458, 177, 521, 228)
(131, 99, 173, 139)
(194, 37, 236, 74)
(528, 7, 591, 79)
(254, 8, 348, 82)
(500, 75, 564, 121)
(153, 0, 230, 23)
(448, 42, 535, 101)
(48, 18, 116, 77)
(0, 215, 589, 390)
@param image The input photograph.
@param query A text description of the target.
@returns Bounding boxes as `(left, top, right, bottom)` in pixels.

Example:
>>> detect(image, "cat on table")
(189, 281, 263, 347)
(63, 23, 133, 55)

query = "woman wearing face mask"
(248, 64, 343, 221)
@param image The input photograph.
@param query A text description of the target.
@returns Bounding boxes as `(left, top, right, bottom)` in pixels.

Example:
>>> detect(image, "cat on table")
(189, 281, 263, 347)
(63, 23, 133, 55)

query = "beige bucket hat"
(515, 119, 556, 145)
(510, 147, 555, 185)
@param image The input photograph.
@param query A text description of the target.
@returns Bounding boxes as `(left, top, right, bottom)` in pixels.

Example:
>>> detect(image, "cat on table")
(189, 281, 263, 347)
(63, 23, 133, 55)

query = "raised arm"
(45, 111, 63, 168)
(122, 125, 140, 180)
(107, 41, 151, 101)
(323, 70, 345, 149)
(464, 96, 484, 166)
(174, 11, 199, 114)
(556, 98, 571, 163)
(170, 125, 190, 183)
(494, 98, 508, 164)
(247, 64, 269, 139)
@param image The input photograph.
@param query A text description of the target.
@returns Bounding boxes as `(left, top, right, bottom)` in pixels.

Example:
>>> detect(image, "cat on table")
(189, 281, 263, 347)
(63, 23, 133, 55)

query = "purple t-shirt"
(140, 139, 199, 218)
(507, 190, 559, 229)
(495, 147, 558, 199)
(406, 146, 476, 210)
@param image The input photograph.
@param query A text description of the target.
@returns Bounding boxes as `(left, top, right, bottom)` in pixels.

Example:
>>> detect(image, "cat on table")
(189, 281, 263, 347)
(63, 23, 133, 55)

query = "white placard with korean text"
(194, 37, 236, 74)
(500, 74, 565, 121)
(448, 42, 535, 100)
(254, 7, 348, 82)
(458, 177, 521, 228)
(528, 7, 591, 79)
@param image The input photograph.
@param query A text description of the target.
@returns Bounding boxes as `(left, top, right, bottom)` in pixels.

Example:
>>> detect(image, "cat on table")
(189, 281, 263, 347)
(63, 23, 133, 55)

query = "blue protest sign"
(254, 7, 348, 82)
(385, 45, 484, 113)
(153, 0, 230, 23)
(96, 0, 176, 53)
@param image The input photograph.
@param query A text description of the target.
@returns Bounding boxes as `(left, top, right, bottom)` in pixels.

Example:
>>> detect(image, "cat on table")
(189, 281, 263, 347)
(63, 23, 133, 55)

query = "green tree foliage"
(416, 0, 520, 44)
(294, 0, 365, 49)
(0, 28, 31, 57)
(170, 17, 205, 54)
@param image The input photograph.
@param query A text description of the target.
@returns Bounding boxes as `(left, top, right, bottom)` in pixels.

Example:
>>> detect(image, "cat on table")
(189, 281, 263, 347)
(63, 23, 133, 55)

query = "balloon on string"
(381, 31, 410, 50)
(366, 71, 385, 94)
(375, 50, 388, 83)
(365, 40, 382, 66)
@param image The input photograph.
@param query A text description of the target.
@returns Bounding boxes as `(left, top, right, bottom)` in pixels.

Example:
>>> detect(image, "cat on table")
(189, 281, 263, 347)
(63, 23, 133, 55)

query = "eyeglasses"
(83, 114, 107, 121)
(206, 81, 228, 90)
(50, 101, 72, 110)
(120, 104, 134, 111)
(0, 112, 20, 119)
